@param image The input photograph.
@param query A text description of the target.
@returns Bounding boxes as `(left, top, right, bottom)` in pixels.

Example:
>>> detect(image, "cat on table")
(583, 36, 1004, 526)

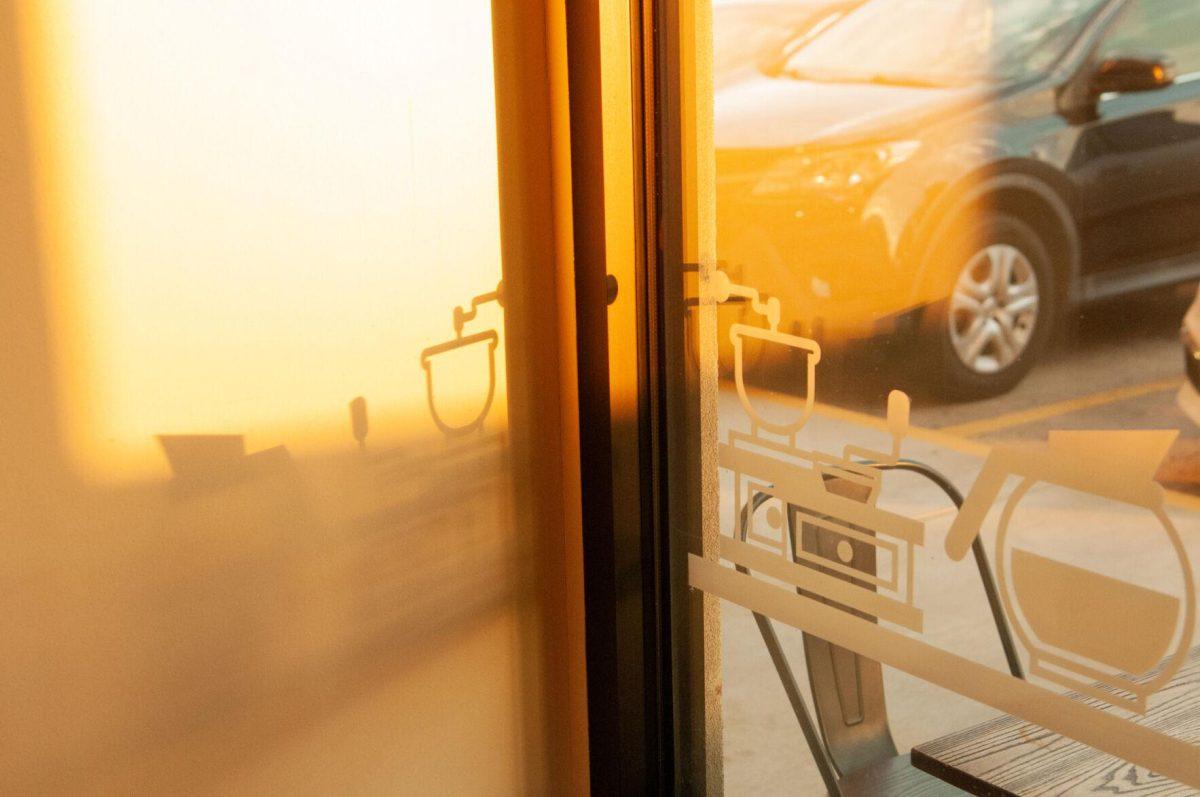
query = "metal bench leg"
(738, 491, 842, 794)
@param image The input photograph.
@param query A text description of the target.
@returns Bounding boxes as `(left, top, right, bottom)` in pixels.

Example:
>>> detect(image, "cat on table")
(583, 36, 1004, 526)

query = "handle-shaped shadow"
(420, 330, 499, 437)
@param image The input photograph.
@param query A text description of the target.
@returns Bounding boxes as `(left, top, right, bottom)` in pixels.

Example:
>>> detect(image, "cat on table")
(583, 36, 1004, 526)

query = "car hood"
(714, 75, 980, 150)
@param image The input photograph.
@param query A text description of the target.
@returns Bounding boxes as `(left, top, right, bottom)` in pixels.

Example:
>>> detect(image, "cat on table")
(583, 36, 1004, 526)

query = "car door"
(1069, 0, 1200, 281)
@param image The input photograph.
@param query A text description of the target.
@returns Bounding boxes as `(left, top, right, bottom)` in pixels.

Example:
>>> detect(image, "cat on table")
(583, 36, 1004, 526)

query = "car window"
(713, 2, 857, 88)
(781, 0, 1107, 86)
(1099, 0, 1200, 77)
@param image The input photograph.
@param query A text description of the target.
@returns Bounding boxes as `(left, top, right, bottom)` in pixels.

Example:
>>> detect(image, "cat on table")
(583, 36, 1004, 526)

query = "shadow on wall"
(0, 4, 554, 792)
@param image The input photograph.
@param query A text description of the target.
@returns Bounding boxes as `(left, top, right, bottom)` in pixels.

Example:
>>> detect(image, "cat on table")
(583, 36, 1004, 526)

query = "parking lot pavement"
(754, 284, 1200, 495)
(717, 287, 1200, 794)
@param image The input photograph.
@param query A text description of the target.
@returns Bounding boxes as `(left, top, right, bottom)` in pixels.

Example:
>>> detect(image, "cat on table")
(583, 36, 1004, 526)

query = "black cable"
(867, 459, 1024, 680)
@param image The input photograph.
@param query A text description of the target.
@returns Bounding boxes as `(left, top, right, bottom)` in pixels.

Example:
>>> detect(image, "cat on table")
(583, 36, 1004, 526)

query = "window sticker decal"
(691, 270, 1200, 788)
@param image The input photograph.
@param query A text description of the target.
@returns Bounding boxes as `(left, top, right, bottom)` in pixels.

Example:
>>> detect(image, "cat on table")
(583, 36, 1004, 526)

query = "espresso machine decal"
(712, 270, 924, 632)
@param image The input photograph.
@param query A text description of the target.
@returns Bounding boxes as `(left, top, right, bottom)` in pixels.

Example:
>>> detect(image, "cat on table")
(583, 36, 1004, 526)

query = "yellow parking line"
(814, 400, 991, 456)
(938, 377, 1183, 439)
(813, 397, 1200, 514)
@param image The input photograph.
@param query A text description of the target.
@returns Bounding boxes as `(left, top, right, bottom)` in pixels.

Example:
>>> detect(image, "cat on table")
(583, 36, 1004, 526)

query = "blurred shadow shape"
(158, 434, 245, 480)
(157, 435, 293, 491)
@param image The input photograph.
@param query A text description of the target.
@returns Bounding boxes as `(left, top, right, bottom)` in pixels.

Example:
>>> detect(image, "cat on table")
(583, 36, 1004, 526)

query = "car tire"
(918, 213, 1056, 400)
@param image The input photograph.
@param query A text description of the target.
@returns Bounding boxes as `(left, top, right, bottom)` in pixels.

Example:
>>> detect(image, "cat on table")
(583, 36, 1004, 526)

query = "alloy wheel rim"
(948, 243, 1039, 375)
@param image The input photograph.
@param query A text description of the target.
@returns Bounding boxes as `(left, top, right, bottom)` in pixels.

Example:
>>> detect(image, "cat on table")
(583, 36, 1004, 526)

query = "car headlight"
(751, 139, 921, 197)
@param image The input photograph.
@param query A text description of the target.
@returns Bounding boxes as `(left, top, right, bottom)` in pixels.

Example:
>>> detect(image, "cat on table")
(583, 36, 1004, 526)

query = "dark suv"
(716, 0, 1200, 397)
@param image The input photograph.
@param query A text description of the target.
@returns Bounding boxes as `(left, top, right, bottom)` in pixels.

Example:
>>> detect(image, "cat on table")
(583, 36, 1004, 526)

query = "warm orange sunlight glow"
(20, 1, 507, 478)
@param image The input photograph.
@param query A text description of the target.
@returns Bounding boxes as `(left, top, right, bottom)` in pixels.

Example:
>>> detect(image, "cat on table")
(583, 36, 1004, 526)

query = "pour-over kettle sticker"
(945, 430, 1196, 714)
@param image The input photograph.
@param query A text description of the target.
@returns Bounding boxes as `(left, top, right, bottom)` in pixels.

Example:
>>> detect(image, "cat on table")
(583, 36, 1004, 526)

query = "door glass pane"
(3, 3, 568, 792)
(703, 0, 1200, 791)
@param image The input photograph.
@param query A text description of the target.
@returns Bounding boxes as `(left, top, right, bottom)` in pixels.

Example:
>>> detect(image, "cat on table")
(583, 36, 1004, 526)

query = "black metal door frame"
(566, 0, 712, 793)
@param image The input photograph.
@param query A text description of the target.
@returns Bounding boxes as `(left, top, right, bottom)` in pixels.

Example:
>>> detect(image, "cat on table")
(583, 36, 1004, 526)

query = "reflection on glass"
(715, 0, 1200, 398)
(783, 0, 1106, 86)
(713, 0, 1200, 791)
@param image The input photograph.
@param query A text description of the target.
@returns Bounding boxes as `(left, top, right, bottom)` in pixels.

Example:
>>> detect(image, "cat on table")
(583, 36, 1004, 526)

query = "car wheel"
(920, 213, 1056, 400)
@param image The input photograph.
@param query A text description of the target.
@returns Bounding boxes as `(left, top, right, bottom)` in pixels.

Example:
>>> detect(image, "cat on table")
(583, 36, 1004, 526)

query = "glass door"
(668, 0, 1200, 792)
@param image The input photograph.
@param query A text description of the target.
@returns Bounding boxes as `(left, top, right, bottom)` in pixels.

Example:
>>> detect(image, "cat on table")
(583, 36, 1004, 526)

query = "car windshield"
(784, 0, 1109, 87)
(713, 2, 856, 83)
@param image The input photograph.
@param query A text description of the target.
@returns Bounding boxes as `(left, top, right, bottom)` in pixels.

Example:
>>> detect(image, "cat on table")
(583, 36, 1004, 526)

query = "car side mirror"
(1091, 54, 1174, 97)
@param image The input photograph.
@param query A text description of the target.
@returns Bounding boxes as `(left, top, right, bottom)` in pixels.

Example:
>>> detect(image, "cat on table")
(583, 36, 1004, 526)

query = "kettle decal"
(945, 430, 1195, 714)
